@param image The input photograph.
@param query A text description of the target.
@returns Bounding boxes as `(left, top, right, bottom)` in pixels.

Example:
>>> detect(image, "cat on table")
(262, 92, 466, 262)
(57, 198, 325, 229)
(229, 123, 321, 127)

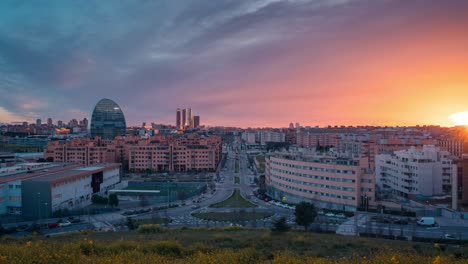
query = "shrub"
(91, 194, 108, 204)
(138, 224, 164, 234)
(144, 241, 184, 256)
(271, 216, 290, 232)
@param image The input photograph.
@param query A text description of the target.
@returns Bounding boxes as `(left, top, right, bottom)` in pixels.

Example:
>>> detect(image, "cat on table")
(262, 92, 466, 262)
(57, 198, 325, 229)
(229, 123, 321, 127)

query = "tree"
(108, 193, 119, 207)
(126, 217, 136, 230)
(271, 216, 290, 232)
(294, 202, 317, 231)
(92, 194, 108, 204)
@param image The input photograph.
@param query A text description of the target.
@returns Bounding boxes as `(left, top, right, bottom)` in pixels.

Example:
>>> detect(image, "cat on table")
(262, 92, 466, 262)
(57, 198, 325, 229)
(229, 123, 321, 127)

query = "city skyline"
(1, 0, 468, 127)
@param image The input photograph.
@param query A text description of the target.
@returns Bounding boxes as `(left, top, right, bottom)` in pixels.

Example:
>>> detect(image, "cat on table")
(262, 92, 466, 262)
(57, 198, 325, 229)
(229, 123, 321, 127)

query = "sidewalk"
(434, 216, 468, 227)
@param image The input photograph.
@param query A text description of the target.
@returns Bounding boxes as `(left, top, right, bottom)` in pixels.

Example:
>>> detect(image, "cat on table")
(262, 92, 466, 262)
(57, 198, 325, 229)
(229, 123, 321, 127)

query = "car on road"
(191, 205, 200, 209)
(68, 217, 81, 224)
(335, 213, 347, 219)
(417, 217, 436, 227)
(318, 210, 325, 215)
(16, 224, 30, 232)
(47, 222, 59, 229)
(393, 218, 409, 225)
(325, 212, 335, 217)
(444, 234, 457, 240)
(58, 219, 71, 227)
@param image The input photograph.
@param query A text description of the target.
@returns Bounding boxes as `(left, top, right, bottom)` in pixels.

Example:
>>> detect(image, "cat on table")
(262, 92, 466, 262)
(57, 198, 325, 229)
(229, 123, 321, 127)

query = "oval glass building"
(90, 99, 126, 139)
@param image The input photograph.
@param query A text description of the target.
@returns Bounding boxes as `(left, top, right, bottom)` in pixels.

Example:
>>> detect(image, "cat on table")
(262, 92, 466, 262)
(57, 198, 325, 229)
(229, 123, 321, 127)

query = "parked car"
(191, 205, 200, 209)
(58, 219, 71, 227)
(444, 234, 457, 240)
(417, 217, 436, 227)
(47, 222, 59, 229)
(325, 212, 335, 217)
(393, 218, 409, 225)
(68, 217, 81, 223)
(318, 210, 325, 215)
(16, 224, 30, 232)
(335, 213, 347, 219)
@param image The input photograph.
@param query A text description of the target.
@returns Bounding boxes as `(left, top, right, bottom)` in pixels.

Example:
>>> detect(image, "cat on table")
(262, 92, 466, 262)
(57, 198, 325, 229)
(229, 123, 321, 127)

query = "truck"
(417, 217, 436, 227)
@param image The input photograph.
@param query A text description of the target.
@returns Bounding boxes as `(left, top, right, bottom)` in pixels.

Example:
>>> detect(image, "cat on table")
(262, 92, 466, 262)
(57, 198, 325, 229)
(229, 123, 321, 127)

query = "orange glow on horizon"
(449, 111, 468, 126)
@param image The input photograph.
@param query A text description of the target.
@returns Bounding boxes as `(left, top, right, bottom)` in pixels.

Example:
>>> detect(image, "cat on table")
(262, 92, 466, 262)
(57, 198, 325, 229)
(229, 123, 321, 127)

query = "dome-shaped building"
(90, 98, 126, 139)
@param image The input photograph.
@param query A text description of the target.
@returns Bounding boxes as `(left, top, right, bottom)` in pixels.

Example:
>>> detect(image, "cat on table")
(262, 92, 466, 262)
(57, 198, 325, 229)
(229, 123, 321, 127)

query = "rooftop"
(25, 163, 121, 183)
(0, 163, 80, 184)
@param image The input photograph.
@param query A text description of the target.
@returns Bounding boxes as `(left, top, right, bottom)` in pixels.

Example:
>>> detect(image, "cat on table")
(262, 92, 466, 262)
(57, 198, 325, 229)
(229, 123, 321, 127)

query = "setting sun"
(449, 111, 468, 126)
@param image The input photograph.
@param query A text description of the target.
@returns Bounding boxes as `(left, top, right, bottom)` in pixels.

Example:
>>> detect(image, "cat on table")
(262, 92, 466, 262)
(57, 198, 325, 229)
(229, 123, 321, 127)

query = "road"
(8, 140, 468, 239)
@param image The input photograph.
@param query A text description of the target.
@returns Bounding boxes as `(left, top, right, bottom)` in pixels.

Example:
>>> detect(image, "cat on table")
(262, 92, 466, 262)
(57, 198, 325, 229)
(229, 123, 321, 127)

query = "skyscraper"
(82, 118, 89, 130)
(36, 119, 41, 126)
(57, 120, 63, 128)
(176, 108, 181, 129)
(90, 98, 126, 139)
(182, 109, 187, 128)
(193, 116, 200, 128)
(47, 118, 53, 126)
(187, 108, 192, 128)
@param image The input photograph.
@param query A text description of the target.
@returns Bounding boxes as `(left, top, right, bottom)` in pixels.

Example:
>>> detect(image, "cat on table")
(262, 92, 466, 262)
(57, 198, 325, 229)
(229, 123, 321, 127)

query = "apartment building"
(375, 145, 456, 198)
(266, 152, 374, 211)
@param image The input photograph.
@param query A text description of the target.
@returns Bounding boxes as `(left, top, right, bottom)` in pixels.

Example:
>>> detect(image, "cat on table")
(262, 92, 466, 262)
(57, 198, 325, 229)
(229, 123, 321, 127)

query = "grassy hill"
(0, 227, 467, 263)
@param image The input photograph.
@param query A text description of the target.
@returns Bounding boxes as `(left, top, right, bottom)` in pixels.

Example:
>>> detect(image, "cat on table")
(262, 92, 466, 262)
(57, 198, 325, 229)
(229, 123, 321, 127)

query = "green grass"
(192, 211, 273, 222)
(209, 189, 257, 208)
(234, 176, 240, 184)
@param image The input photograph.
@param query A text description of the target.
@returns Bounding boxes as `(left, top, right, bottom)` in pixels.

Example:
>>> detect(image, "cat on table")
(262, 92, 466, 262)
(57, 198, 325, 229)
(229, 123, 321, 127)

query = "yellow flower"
(433, 256, 441, 264)
(391, 255, 399, 264)
(26, 241, 32, 247)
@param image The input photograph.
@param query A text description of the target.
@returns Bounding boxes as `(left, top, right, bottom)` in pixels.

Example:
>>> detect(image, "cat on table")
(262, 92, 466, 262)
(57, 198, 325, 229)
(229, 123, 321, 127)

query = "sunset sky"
(1, 0, 468, 128)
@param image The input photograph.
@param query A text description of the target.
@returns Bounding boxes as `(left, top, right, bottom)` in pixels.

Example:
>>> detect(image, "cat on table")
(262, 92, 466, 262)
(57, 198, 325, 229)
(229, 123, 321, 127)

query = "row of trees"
(91, 193, 119, 207)
(272, 202, 317, 232)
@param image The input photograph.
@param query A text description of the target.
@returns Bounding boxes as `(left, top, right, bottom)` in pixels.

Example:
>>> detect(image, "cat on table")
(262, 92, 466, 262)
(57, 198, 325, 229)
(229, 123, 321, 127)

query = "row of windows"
(271, 161, 356, 174)
(271, 167, 356, 183)
(271, 173, 356, 192)
(272, 180, 356, 201)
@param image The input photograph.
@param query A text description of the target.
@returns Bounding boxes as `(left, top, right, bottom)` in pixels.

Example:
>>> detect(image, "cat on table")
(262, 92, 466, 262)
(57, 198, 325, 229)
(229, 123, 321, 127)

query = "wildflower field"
(0, 227, 467, 263)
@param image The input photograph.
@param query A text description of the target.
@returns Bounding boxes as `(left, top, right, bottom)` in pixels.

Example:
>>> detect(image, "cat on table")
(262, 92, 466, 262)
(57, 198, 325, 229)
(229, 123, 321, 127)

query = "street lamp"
(44, 202, 48, 219)
(37, 192, 41, 220)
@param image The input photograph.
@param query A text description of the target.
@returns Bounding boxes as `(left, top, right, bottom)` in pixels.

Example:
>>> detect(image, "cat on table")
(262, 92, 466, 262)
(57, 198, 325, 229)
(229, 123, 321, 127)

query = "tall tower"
(176, 108, 181, 129)
(47, 118, 53, 126)
(36, 119, 41, 126)
(82, 118, 89, 131)
(193, 116, 200, 128)
(90, 98, 126, 139)
(182, 109, 187, 129)
(187, 108, 192, 128)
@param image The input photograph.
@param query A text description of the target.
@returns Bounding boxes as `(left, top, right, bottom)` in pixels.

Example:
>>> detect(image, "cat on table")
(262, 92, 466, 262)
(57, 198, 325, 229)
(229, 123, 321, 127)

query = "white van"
(417, 217, 436, 227)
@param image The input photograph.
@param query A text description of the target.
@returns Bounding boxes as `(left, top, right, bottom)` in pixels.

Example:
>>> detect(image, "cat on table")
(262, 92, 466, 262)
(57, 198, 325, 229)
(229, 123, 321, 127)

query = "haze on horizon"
(1, 0, 468, 128)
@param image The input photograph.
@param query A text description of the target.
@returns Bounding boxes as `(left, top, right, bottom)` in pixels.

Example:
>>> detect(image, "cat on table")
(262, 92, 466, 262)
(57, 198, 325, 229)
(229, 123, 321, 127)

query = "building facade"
(296, 132, 340, 148)
(375, 145, 456, 198)
(259, 131, 285, 145)
(193, 116, 200, 128)
(44, 134, 222, 173)
(266, 152, 374, 211)
(90, 98, 127, 139)
(21, 163, 121, 219)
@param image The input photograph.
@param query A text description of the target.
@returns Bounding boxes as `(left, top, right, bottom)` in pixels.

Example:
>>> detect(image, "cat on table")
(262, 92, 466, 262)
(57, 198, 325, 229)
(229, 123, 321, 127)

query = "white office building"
(376, 145, 456, 198)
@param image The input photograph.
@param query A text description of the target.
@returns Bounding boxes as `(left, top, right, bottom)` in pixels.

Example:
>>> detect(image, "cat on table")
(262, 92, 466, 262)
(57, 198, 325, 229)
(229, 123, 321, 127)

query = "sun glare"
(449, 111, 468, 126)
